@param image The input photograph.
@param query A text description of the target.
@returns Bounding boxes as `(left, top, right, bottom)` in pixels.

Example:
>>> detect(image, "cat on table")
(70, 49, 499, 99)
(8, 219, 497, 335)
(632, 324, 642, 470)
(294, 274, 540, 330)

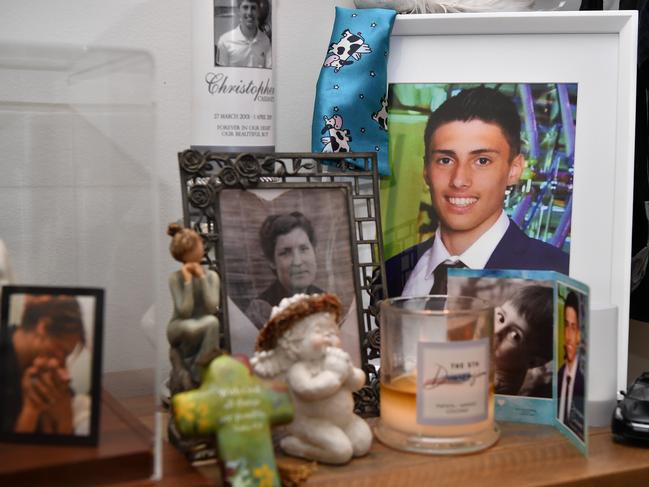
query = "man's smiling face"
(239, 0, 259, 30)
(424, 119, 523, 249)
(563, 305, 580, 365)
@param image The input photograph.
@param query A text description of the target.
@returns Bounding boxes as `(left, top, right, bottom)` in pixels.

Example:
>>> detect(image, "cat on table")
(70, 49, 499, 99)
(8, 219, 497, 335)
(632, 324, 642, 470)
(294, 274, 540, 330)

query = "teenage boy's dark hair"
(238, 0, 260, 7)
(564, 291, 580, 318)
(424, 86, 522, 163)
(510, 285, 553, 363)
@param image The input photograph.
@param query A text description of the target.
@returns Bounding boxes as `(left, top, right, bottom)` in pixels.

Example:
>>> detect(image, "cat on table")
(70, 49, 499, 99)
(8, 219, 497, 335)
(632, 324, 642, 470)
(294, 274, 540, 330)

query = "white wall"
(0, 0, 192, 387)
(0, 0, 355, 389)
(274, 0, 355, 151)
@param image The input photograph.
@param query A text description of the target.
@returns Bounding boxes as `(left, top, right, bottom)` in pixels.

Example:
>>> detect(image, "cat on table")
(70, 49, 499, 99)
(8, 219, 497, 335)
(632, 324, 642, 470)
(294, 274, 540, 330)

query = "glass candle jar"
(375, 295, 499, 454)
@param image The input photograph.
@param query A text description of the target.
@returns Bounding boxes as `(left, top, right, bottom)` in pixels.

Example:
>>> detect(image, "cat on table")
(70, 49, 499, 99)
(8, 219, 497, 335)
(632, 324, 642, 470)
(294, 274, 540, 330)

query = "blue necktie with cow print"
(311, 7, 396, 176)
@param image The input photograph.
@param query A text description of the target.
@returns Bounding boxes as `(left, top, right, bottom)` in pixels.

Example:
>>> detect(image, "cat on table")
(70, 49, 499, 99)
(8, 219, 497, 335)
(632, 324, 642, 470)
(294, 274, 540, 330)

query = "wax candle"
(376, 296, 499, 454)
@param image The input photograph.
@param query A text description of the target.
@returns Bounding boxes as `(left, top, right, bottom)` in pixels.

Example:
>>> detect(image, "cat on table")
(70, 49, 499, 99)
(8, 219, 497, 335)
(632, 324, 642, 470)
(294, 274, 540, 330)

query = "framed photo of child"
(0, 286, 104, 445)
(448, 269, 558, 427)
(447, 270, 555, 411)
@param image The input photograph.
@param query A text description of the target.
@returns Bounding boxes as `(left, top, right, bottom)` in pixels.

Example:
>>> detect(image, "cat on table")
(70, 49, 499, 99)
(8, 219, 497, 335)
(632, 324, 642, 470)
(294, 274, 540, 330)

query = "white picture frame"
(386, 11, 637, 391)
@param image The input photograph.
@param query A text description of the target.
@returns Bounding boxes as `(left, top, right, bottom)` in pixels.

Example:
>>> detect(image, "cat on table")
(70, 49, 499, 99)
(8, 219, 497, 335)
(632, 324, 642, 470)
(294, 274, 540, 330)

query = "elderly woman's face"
(272, 227, 317, 293)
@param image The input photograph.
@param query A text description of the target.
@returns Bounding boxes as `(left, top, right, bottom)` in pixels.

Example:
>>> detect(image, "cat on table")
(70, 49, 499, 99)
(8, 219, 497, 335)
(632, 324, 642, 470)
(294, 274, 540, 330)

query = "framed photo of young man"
(383, 12, 637, 390)
(0, 286, 104, 445)
(556, 281, 589, 443)
(384, 82, 574, 299)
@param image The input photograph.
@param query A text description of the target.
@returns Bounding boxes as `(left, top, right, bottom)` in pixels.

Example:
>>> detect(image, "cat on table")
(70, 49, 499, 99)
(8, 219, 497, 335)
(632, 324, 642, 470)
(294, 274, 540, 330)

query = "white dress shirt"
(401, 211, 510, 297)
(216, 26, 272, 68)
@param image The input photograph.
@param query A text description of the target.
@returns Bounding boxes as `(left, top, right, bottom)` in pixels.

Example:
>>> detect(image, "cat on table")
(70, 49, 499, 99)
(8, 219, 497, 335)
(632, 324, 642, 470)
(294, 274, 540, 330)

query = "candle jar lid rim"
(379, 295, 492, 316)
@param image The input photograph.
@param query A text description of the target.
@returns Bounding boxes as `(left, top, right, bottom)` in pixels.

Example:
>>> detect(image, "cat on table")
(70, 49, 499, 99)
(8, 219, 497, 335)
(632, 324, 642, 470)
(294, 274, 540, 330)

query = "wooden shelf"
(0, 391, 153, 486)
(6, 390, 649, 486)
(290, 420, 649, 486)
(191, 419, 649, 487)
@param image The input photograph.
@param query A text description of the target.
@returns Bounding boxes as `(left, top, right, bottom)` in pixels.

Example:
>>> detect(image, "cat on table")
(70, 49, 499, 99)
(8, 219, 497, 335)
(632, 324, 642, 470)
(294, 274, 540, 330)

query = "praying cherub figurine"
(251, 293, 372, 465)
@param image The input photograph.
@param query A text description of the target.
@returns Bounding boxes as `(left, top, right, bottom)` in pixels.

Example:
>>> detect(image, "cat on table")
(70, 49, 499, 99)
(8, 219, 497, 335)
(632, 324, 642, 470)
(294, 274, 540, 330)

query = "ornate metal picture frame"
(178, 150, 385, 416)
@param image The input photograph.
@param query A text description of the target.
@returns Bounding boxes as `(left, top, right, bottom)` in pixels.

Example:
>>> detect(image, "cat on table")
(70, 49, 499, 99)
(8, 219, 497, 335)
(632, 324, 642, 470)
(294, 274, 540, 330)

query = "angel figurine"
(166, 223, 221, 396)
(251, 293, 372, 465)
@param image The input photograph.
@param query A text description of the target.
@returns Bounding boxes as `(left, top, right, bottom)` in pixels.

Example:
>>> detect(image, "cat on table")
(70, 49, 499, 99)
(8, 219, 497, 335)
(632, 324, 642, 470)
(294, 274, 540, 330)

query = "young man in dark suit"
(385, 86, 569, 297)
(557, 291, 585, 439)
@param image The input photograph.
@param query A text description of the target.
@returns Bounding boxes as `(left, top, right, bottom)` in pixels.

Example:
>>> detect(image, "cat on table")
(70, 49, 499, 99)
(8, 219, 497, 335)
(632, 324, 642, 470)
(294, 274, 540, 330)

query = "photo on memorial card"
(218, 184, 363, 365)
(0, 286, 103, 445)
(555, 280, 588, 443)
(383, 83, 576, 298)
(214, 0, 272, 69)
(448, 269, 557, 425)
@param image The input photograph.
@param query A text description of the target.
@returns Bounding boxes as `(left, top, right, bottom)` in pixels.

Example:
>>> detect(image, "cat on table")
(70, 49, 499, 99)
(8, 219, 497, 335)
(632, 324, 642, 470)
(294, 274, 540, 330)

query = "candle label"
(417, 338, 490, 425)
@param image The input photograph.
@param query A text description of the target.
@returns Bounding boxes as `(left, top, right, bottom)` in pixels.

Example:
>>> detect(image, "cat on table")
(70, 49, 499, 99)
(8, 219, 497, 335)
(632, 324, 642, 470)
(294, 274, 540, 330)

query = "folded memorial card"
(448, 269, 589, 456)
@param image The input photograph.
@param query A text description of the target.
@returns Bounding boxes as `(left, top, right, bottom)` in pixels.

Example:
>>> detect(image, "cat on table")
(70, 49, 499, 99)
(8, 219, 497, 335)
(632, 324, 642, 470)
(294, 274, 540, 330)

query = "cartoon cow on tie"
(320, 114, 352, 153)
(372, 96, 388, 131)
(323, 29, 371, 73)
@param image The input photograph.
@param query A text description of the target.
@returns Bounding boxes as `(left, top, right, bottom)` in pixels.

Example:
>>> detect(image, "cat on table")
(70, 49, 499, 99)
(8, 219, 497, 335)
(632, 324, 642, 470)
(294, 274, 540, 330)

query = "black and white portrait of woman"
(219, 186, 361, 364)
(245, 211, 324, 327)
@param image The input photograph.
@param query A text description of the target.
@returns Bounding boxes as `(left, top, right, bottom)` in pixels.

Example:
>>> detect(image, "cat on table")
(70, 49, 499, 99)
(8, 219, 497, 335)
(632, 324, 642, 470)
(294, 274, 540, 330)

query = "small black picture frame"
(178, 150, 385, 416)
(0, 285, 104, 446)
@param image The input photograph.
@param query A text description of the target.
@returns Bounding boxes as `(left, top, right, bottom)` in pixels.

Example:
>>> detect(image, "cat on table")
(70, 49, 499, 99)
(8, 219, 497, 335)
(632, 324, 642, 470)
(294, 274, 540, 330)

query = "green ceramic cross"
(173, 355, 293, 487)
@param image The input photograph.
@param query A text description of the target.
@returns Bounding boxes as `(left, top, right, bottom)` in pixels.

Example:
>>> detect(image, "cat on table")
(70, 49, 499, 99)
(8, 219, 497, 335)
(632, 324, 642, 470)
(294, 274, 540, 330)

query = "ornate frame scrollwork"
(178, 150, 385, 417)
